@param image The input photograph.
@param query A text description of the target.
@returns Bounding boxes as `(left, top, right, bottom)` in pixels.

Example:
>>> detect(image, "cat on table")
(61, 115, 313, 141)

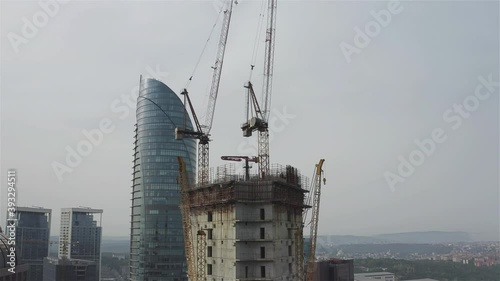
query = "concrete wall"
(190, 181, 305, 281)
(193, 205, 236, 280)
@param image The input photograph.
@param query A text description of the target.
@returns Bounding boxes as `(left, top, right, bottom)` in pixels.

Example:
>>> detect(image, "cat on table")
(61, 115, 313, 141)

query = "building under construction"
(173, 0, 327, 279)
(186, 163, 309, 280)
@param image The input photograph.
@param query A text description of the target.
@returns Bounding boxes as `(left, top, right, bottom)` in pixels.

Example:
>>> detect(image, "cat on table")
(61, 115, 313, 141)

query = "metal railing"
(196, 163, 309, 190)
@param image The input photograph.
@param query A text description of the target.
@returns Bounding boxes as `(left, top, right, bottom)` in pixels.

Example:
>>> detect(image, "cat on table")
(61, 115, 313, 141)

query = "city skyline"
(1, 0, 498, 242)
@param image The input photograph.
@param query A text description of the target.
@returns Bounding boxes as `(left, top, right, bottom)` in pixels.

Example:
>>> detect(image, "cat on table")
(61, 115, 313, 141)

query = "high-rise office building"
(129, 78, 196, 281)
(58, 208, 102, 280)
(0, 228, 30, 281)
(15, 207, 51, 281)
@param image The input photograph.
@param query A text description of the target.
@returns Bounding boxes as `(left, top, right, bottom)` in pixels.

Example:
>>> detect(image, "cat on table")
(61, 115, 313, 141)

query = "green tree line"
(355, 258, 500, 281)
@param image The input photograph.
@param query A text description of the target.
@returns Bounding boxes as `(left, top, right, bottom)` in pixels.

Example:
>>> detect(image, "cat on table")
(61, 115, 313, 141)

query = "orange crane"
(176, 0, 235, 185)
(304, 159, 326, 281)
(241, 0, 277, 178)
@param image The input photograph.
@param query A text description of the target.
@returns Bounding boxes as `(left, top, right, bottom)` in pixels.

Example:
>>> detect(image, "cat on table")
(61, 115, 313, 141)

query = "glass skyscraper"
(130, 78, 196, 281)
(15, 207, 51, 281)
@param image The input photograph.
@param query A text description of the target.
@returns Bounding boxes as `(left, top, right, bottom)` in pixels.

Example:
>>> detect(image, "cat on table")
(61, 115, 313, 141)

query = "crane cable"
(245, 0, 266, 121)
(249, 0, 266, 81)
(184, 5, 226, 89)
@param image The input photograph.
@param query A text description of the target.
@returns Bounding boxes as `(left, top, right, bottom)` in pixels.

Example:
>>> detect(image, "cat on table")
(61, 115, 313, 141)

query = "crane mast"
(176, 0, 234, 185)
(204, 0, 234, 135)
(262, 0, 277, 122)
(177, 156, 196, 281)
(305, 159, 325, 281)
(241, 0, 277, 178)
(295, 228, 304, 281)
(196, 230, 207, 281)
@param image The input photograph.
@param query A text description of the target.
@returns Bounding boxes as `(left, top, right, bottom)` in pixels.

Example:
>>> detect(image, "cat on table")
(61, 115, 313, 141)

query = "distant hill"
(101, 238, 129, 253)
(49, 236, 130, 254)
(316, 235, 390, 245)
(332, 243, 453, 256)
(316, 231, 473, 245)
(374, 231, 472, 243)
(47, 231, 473, 255)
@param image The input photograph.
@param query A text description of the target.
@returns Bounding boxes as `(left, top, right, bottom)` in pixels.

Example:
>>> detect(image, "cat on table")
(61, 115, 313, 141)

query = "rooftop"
(195, 163, 309, 189)
(61, 207, 103, 214)
(45, 257, 96, 266)
(355, 272, 395, 277)
(17, 206, 51, 213)
(402, 279, 440, 281)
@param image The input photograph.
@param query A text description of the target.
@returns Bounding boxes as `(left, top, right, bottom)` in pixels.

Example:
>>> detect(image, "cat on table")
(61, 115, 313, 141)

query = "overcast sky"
(1, 0, 498, 240)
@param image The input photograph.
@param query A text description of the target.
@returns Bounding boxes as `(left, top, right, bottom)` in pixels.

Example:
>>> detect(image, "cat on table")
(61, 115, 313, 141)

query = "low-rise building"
(314, 258, 354, 281)
(354, 272, 395, 281)
(43, 257, 97, 281)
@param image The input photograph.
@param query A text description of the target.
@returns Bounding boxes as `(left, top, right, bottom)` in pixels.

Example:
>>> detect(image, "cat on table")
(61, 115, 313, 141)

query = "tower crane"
(304, 159, 326, 281)
(241, 0, 277, 178)
(221, 155, 258, 180)
(176, 0, 235, 185)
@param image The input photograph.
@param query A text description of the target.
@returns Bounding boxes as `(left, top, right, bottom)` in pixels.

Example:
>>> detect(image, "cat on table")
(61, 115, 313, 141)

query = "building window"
(208, 211, 213, 222)
(260, 208, 265, 220)
(260, 247, 265, 258)
(207, 246, 212, 257)
(261, 266, 266, 278)
(207, 229, 213, 240)
(260, 228, 265, 239)
(207, 264, 212, 275)
(289, 263, 292, 273)
(245, 266, 248, 278)
(288, 245, 292, 256)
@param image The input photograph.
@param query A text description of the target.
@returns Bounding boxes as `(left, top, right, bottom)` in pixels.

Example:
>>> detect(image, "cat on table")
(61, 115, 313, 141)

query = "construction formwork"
(188, 163, 309, 208)
(188, 163, 309, 281)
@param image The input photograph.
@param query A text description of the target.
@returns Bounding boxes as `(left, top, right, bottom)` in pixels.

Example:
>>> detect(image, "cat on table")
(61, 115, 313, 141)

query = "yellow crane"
(304, 159, 326, 281)
(177, 156, 197, 281)
(178, 156, 210, 281)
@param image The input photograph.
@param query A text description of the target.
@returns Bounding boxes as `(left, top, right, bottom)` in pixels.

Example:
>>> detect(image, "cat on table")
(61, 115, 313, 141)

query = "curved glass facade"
(0, 232, 10, 269)
(130, 78, 196, 281)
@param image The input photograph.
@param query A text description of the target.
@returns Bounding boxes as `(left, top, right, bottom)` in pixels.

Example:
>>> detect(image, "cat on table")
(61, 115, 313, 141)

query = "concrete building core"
(189, 163, 309, 281)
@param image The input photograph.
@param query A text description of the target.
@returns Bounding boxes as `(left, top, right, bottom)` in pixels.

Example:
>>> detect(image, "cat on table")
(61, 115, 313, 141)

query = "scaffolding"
(196, 163, 309, 188)
(186, 162, 309, 280)
(187, 163, 309, 209)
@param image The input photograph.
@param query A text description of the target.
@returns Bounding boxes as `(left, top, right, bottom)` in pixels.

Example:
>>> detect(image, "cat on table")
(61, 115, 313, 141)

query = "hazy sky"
(1, 0, 498, 240)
